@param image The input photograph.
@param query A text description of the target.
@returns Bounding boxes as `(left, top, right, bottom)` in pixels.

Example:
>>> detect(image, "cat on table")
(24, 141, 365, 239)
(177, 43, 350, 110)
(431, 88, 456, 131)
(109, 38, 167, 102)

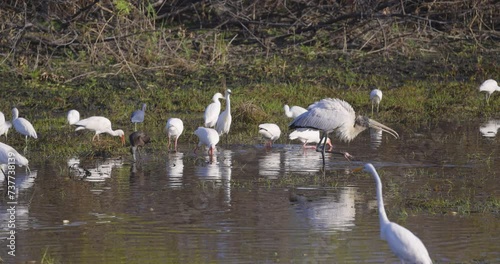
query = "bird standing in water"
(129, 131, 150, 162)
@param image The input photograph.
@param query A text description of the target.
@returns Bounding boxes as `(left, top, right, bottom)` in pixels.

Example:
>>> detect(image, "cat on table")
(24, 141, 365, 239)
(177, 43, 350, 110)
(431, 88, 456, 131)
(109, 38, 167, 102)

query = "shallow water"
(1, 120, 500, 263)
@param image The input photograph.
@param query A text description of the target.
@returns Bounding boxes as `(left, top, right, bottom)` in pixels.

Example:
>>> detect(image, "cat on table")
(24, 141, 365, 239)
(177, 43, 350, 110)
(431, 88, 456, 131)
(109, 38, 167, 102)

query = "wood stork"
(258, 123, 281, 148)
(289, 128, 333, 150)
(204, 93, 224, 128)
(12, 108, 37, 151)
(131, 103, 146, 131)
(166, 118, 184, 152)
(289, 98, 399, 166)
(479, 79, 500, 105)
(67, 109, 80, 125)
(129, 131, 150, 162)
(370, 89, 383, 115)
(194, 127, 219, 156)
(74, 116, 125, 145)
(215, 89, 232, 140)
(283, 104, 307, 119)
(356, 163, 432, 264)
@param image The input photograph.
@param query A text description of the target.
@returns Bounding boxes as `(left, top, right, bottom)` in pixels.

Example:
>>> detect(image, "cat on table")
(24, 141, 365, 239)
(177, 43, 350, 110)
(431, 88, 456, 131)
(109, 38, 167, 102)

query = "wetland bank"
(1, 0, 500, 263)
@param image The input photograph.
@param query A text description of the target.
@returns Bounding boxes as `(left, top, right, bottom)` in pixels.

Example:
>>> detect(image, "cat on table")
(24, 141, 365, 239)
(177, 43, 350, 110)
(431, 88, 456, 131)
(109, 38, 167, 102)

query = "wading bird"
(479, 79, 500, 105)
(356, 163, 432, 264)
(131, 103, 147, 131)
(289, 98, 399, 166)
(283, 104, 307, 119)
(194, 127, 219, 156)
(166, 118, 184, 152)
(0, 112, 12, 139)
(0, 142, 29, 173)
(129, 131, 150, 162)
(67, 109, 80, 125)
(370, 89, 383, 115)
(215, 89, 232, 141)
(12, 108, 38, 152)
(204, 93, 225, 128)
(289, 128, 333, 150)
(258, 123, 281, 148)
(74, 116, 125, 145)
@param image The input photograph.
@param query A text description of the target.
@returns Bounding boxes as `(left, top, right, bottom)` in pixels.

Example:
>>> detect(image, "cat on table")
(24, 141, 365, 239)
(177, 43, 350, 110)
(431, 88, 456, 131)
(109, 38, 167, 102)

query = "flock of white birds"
(1, 79, 498, 263)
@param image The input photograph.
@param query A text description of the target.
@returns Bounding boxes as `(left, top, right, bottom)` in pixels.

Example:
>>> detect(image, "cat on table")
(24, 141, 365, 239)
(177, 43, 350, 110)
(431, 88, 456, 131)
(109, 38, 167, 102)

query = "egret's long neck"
(108, 130, 121, 137)
(374, 171, 390, 227)
(284, 105, 292, 118)
(226, 94, 231, 112)
(12, 110, 19, 120)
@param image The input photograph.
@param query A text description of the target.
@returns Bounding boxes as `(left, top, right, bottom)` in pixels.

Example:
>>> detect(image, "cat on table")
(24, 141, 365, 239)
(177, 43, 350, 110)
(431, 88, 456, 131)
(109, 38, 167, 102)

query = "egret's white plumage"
(289, 128, 332, 150)
(479, 79, 500, 105)
(12, 108, 37, 150)
(131, 103, 147, 131)
(74, 116, 125, 145)
(284, 104, 307, 119)
(370, 89, 383, 115)
(360, 163, 432, 264)
(129, 131, 150, 162)
(215, 89, 232, 137)
(194, 127, 220, 155)
(166, 118, 184, 152)
(204, 93, 224, 128)
(259, 123, 281, 148)
(0, 112, 12, 139)
(0, 142, 29, 168)
(289, 98, 399, 165)
(67, 109, 80, 125)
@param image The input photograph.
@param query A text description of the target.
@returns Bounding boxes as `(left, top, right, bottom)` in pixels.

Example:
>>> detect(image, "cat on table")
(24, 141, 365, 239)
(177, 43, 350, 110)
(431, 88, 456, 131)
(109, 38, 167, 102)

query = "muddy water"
(1, 120, 500, 263)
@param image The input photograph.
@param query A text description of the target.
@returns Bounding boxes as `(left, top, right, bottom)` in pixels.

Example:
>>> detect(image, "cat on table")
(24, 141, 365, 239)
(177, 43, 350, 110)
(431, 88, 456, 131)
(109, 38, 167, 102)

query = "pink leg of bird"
(208, 146, 214, 156)
(167, 138, 172, 151)
(174, 138, 179, 152)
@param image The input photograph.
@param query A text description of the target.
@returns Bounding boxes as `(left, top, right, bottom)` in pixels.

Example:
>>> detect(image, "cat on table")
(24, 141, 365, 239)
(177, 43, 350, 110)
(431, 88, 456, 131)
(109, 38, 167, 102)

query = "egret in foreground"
(283, 104, 307, 119)
(0, 142, 29, 173)
(204, 93, 225, 128)
(0, 112, 12, 139)
(479, 79, 500, 105)
(67, 109, 80, 125)
(12, 108, 38, 152)
(194, 127, 219, 156)
(289, 128, 333, 150)
(258, 123, 281, 148)
(129, 131, 150, 162)
(289, 98, 399, 166)
(74, 116, 125, 145)
(215, 89, 232, 141)
(370, 89, 383, 115)
(355, 163, 432, 264)
(166, 118, 184, 152)
(131, 103, 146, 131)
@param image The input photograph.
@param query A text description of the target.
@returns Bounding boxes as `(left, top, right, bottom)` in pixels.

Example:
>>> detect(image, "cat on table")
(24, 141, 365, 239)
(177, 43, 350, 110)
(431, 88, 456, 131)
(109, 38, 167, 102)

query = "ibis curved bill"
(194, 127, 219, 156)
(204, 93, 224, 128)
(131, 103, 146, 131)
(283, 104, 307, 119)
(166, 118, 184, 152)
(479, 79, 500, 105)
(74, 116, 125, 145)
(129, 131, 150, 162)
(258, 123, 281, 148)
(356, 163, 432, 264)
(370, 89, 383, 115)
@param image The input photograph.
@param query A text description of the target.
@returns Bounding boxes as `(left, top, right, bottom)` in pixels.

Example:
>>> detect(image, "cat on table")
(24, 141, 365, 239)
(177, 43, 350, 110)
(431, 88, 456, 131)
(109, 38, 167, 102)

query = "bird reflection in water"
(68, 157, 123, 183)
(370, 128, 383, 149)
(479, 119, 500, 138)
(166, 152, 184, 189)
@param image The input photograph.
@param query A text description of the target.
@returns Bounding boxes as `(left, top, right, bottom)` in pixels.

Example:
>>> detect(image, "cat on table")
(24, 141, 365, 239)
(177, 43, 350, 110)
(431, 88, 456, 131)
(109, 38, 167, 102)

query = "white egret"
(204, 93, 225, 128)
(67, 109, 80, 125)
(479, 79, 500, 105)
(215, 89, 232, 140)
(289, 128, 333, 150)
(74, 116, 125, 145)
(356, 163, 432, 264)
(289, 98, 399, 166)
(129, 131, 150, 162)
(166, 118, 184, 152)
(131, 103, 146, 131)
(12, 108, 37, 151)
(258, 123, 281, 148)
(283, 104, 307, 119)
(0, 142, 29, 168)
(194, 127, 219, 156)
(0, 112, 12, 139)
(370, 89, 383, 115)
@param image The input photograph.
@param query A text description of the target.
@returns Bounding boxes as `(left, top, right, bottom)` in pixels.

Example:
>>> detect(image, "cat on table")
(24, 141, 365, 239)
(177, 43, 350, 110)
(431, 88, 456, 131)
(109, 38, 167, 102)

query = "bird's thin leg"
(132, 147, 137, 162)
(377, 103, 380, 113)
(134, 123, 137, 132)
(174, 138, 179, 152)
(315, 132, 327, 167)
(371, 103, 374, 116)
(167, 137, 172, 151)
(193, 145, 199, 154)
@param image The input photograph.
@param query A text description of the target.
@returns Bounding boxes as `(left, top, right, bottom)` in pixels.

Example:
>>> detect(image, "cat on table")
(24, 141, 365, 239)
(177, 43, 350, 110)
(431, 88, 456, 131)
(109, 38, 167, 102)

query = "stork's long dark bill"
(368, 119, 399, 139)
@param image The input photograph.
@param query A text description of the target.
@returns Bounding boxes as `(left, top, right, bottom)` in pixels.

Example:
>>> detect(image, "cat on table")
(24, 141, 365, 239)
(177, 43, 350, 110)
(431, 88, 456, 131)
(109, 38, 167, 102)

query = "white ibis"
(74, 116, 125, 145)
(479, 79, 500, 105)
(194, 127, 219, 156)
(12, 108, 37, 151)
(129, 131, 150, 162)
(370, 89, 383, 115)
(215, 89, 232, 140)
(0, 112, 12, 139)
(67, 109, 80, 125)
(258, 123, 281, 148)
(166, 118, 184, 152)
(204, 93, 224, 128)
(356, 163, 432, 264)
(289, 98, 399, 166)
(131, 103, 146, 131)
(289, 128, 333, 150)
(283, 104, 307, 119)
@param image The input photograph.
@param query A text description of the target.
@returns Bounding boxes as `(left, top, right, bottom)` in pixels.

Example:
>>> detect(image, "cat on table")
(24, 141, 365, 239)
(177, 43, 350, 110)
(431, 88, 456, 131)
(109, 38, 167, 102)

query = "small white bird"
(284, 104, 307, 119)
(479, 79, 500, 105)
(204, 93, 225, 128)
(74, 116, 125, 145)
(0, 112, 12, 139)
(67, 109, 80, 125)
(289, 128, 333, 150)
(215, 89, 232, 138)
(166, 118, 184, 152)
(357, 163, 432, 264)
(370, 89, 383, 115)
(259, 123, 281, 148)
(131, 103, 147, 131)
(194, 127, 220, 156)
(12, 108, 38, 151)
(0, 142, 29, 169)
